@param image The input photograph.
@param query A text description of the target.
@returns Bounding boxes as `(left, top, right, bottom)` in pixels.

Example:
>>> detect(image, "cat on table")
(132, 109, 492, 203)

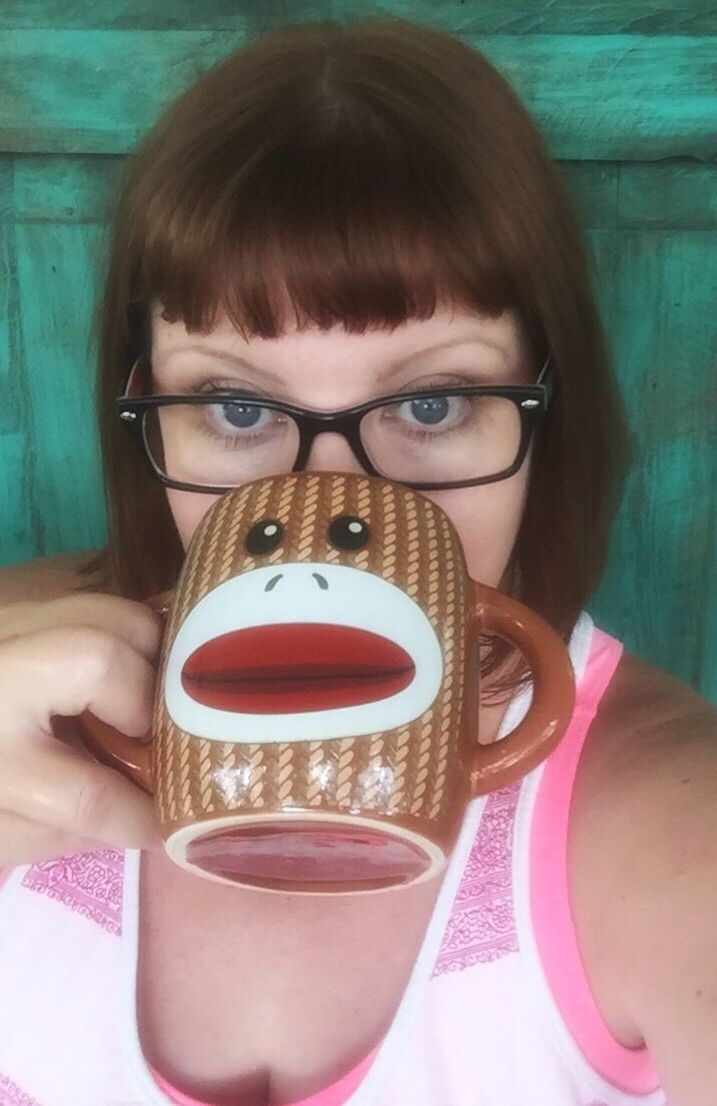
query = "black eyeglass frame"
(116, 353, 554, 493)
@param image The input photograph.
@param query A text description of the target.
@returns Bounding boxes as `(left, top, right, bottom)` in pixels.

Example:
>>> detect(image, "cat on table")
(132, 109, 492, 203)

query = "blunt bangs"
(134, 69, 515, 340)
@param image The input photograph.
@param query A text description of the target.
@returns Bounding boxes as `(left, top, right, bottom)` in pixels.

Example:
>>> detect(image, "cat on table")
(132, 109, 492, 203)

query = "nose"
(304, 431, 365, 476)
(263, 572, 329, 591)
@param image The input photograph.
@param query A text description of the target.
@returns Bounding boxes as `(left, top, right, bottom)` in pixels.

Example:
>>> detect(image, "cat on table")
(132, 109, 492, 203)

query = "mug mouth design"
(164, 562, 443, 743)
(181, 623, 415, 713)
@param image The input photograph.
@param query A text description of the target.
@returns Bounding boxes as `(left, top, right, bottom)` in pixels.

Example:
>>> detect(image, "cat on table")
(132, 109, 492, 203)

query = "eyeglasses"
(117, 353, 554, 493)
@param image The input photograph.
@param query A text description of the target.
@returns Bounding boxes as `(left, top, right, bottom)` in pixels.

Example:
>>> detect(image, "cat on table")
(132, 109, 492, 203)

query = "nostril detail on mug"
(312, 573, 329, 590)
(265, 574, 283, 592)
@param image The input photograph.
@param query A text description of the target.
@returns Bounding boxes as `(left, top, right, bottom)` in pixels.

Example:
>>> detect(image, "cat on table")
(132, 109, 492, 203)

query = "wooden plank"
(559, 165, 620, 230)
(699, 511, 717, 705)
(11, 155, 124, 222)
(0, 431, 41, 567)
(0, 29, 233, 155)
(0, 160, 13, 431)
(487, 34, 717, 164)
(560, 163, 717, 230)
(0, 0, 715, 35)
(11, 222, 108, 558)
(0, 30, 714, 160)
(616, 162, 717, 229)
(0, 156, 45, 564)
(589, 229, 717, 702)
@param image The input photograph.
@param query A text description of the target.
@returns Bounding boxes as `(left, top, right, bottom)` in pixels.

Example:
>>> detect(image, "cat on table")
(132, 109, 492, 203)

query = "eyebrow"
(155, 334, 508, 387)
(378, 335, 508, 380)
(153, 346, 284, 386)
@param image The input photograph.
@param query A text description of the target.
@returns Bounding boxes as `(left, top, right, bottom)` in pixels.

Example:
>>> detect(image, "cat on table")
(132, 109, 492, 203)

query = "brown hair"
(80, 17, 631, 702)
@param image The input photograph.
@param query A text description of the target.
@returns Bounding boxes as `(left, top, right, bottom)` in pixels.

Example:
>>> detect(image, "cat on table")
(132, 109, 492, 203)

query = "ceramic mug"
(78, 472, 575, 893)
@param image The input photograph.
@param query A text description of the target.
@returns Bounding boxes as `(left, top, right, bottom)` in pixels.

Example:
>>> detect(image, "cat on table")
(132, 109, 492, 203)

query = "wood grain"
(0, 31, 714, 159)
(1, 1, 715, 35)
(589, 228, 717, 693)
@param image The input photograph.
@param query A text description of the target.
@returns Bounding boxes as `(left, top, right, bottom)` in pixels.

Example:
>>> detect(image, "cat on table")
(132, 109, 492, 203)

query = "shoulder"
(576, 646, 717, 825)
(0, 550, 107, 605)
(570, 645, 717, 1082)
(571, 648, 716, 871)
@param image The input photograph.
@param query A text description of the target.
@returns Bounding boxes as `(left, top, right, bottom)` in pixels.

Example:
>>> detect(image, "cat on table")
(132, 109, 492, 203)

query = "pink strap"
(530, 627, 659, 1094)
(149, 1066, 215, 1106)
(149, 1046, 379, 1106)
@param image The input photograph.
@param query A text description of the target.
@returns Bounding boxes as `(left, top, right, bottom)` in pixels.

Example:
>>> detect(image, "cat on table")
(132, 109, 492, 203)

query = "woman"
(0, 18, 714, 1106)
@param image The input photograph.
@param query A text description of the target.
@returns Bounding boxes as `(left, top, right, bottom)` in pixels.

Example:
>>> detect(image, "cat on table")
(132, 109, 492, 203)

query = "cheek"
(166, 488, 223, 552)
(423, 466, 530, 587)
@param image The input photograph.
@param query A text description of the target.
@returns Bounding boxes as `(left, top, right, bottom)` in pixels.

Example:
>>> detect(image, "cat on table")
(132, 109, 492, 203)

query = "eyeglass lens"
(142, 392, 522, 489)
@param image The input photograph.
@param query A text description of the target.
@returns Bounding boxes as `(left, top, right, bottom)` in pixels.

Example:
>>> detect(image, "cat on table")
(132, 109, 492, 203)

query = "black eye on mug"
(246, 519, 284, 555)
(328, 515, 370, 551)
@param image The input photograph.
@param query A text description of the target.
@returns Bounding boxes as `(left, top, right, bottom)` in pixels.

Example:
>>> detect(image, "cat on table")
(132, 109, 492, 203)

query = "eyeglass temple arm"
(124, 355, 145, 399)
(535, 353, 553, 404)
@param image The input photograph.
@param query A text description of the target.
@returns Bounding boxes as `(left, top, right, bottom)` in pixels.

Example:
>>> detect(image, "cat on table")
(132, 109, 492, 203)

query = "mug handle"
(467, 581, 576, 796)
(75, 589, 175, 796)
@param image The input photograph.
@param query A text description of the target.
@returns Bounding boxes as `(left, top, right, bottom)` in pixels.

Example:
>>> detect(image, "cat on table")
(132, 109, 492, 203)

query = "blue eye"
(222, 403, 263, 429)
(409, 396, 449, 425)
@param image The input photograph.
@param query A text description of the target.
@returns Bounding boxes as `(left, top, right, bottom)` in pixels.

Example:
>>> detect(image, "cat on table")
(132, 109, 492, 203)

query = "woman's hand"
(0, 594, 163, 866)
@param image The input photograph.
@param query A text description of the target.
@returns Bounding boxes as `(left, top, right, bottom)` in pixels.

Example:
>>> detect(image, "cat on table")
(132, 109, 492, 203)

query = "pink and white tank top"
(0, 612, 666, 1106)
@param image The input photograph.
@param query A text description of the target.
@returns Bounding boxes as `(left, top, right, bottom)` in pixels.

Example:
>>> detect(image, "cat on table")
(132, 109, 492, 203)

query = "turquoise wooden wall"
(1, 3, 716, 702)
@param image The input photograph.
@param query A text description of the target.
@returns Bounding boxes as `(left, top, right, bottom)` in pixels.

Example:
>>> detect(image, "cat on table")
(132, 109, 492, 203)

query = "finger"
(0, 741, 161, 850)
(0, 594, 164, 661)
(1, 626, 157, 741)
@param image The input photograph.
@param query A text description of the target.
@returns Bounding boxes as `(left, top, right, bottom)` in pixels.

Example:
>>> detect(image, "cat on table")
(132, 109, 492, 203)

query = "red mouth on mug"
(181, 623, 415, 713)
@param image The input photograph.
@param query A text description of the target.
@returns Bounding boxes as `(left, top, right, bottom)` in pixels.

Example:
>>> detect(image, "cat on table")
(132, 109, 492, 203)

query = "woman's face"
(150, 301, 536, 588)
